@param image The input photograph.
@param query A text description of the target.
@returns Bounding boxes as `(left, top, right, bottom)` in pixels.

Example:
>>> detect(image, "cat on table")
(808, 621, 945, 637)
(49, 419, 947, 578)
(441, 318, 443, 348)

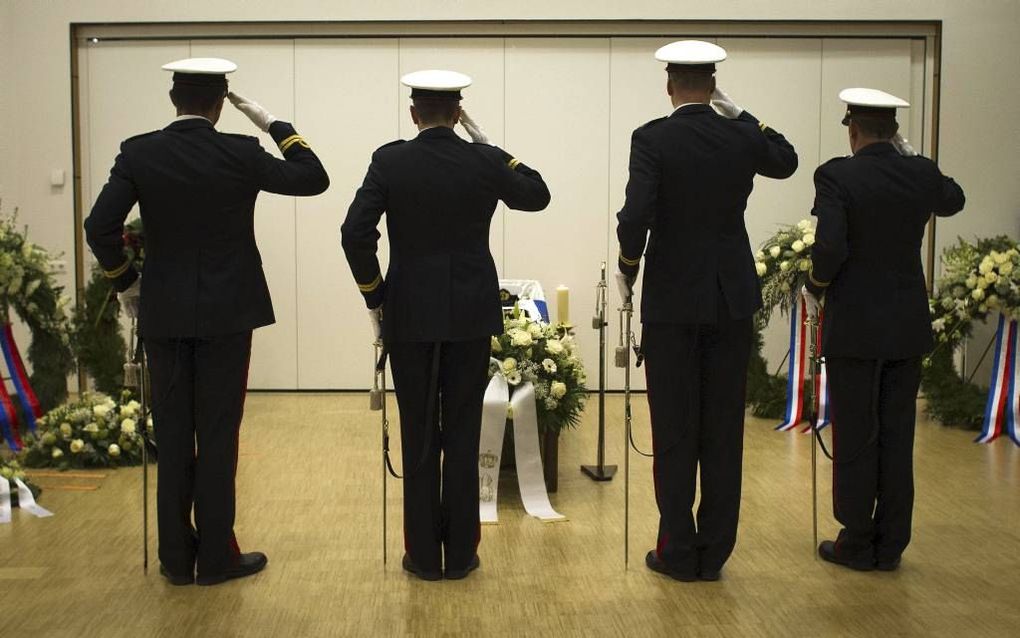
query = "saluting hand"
(459, 109, 491, 145)
(711, 87, 743, 119)
(891, 133, 918, 157)
(228, 91, 277, 132)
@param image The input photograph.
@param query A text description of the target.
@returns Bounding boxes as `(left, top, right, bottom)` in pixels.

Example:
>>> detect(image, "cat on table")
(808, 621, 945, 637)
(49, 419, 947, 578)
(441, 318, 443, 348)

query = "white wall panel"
(294, 39, 398, 389)
(505, 38, 611, 390)
(190, 40, 297, 389)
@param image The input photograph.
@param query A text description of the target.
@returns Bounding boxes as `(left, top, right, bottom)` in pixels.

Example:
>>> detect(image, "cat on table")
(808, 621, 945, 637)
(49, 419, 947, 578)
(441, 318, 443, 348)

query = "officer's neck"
(416, 122, 455, 132)
(851, 136, 890, 154)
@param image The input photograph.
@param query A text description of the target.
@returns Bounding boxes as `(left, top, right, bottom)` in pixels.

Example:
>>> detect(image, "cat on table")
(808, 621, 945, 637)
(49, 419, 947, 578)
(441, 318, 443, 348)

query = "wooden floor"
(2, 393, 1018, 637)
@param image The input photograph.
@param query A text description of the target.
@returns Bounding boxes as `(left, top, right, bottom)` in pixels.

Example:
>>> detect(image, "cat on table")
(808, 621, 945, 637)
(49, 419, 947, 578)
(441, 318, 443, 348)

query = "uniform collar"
(416, 126, 459, 140)
(165, 117, 215, 132)
(669, 103, 714, 118)
(854, 141, 898, 157)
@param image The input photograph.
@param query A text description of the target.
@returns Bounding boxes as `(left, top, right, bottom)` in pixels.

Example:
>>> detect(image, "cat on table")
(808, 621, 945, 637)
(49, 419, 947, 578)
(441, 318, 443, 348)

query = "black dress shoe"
(876, 557, 901, 572)
(444, 555, 480, 580)
(645, 551, 697, 582)
(196, 552, 268, 586)
(699, 569, 721, 582)
(401, 554, 442, 581)
(818, 541, 874, 572)
(159, 565, 193, 586)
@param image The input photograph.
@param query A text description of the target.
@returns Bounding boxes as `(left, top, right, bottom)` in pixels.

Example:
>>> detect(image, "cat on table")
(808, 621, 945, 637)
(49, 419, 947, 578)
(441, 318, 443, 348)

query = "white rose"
(769, 246, 781, 258)
(550, 381, 567, 399)
(52, 448, 64, 459)
(972, 288, 985, 301)
(70, 439, 85, 454)
(527, 322, 543, 337)
(59, 422, 72, 437)
(792, 240, 805, 253)
(83, 422, 99, 433)
(121, 418, 136, 434)
(108, 444, 121, 458)
(798, 260, 811, 272)
(755, 250, 765, 261)
(545, 339, 565, 356)
(755, 262, 767, 277)
(779, 261, 791, 272)
(979, 259, 994, 274)
(966, 275, 978, 289)
(511, 330, 533, 347)
(803, 233, 816, 246)
(506, 372, 522, 386)
(502, 358, 517, 373)
(93, 404, 110, 418)
(977, 278, 989, 290)
(490, 336, 502, 353)
(542, 358, 557, 374)
(994, 251, 1009, 265)
(797, 219, 812, 231)
(1000, 262, 1014, 275)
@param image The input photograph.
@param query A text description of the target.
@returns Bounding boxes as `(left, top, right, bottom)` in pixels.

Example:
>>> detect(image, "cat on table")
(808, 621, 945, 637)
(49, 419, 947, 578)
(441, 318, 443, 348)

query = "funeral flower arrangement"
(489, 309, 587, 433)
(0, 457, 41, 503)
(755, 218, 817, 323)
(0, 206, 75, 408)
(929, 236, 1020, 346)
(20, 391, 149, 469)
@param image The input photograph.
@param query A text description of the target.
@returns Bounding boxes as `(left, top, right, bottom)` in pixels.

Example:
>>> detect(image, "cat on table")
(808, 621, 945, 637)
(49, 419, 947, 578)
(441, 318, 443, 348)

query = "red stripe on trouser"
(228, 336, 252, 560)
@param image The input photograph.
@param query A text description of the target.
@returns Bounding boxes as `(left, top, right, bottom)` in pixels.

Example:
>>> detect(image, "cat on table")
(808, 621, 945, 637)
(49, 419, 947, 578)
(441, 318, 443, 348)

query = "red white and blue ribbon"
(0, 380, 21, 452)
(0, 322, 42, 434)
(976, 313, 1020, 446)
(777, 297, 832, 433)
(776, 297, 808, 431)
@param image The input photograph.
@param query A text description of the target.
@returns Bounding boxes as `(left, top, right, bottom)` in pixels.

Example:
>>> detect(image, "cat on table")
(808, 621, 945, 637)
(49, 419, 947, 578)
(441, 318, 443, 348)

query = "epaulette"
(378, 139, 406, 150)
(122, 130, 160, 145)
(819, 155, 851, 167)
(637, 116, 668, 131)
(219, 132, 260, 143)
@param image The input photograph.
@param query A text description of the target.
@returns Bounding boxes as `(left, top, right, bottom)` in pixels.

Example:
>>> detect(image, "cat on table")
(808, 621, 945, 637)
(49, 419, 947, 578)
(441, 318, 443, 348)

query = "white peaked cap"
(162, 58, 238, 75)
(401, 69, 472, 97)
(839, 88, 910, 108)
(654, 40, 727, 66)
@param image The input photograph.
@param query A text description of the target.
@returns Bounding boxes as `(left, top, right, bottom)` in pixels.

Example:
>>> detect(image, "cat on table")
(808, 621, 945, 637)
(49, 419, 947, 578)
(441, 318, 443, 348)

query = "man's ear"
(410, 105, 420, 125)
(453, 105, 462, 125)
(709, 76, 717, 94)
(666, 77, 674, 97)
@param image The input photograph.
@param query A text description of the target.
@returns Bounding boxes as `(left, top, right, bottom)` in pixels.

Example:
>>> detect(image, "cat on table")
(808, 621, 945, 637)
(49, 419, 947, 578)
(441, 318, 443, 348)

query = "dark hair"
(170, 84, 226, 114)
(852, 114, 899, 140)
(412, 98, 460, 125)
(667, 69, 715, 93)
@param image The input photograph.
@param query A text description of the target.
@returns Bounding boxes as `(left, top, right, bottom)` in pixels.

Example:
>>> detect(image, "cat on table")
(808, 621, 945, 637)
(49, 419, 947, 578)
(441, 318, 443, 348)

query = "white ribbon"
(478, 370, 565, 523)
(13, 478, 53, 519)
(0, 478, 10, 524)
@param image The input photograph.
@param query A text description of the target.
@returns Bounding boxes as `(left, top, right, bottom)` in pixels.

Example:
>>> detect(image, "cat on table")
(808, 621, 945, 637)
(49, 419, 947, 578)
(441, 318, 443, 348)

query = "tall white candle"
(556, 285, 570, 325)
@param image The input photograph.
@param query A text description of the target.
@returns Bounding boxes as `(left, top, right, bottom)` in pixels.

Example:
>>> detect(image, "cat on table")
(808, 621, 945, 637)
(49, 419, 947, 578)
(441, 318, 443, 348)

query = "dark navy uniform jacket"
(806, 142, 965, 360)
(84, 118, 329, 339)
(616, 104, 798, 324)
(341, 126, 550, 342)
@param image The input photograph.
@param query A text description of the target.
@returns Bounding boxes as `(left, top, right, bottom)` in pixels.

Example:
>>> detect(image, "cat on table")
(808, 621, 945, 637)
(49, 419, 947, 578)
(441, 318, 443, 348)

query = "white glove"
(227, 92, 277, 132)
(459, 109, 490, 145)
(615, 272, 635, 305)
(368, 307, 383, 342)
(710, 87, 743, 119)
(801, 285, 821, 322)
(120, 277, 141, 319)
(891, 133, 918, 157)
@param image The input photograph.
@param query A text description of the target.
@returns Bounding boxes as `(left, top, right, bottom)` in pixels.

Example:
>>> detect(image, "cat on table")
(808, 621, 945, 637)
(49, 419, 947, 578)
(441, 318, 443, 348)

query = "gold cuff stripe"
(808, 269, 830, 288)
(508, 158, 521, 170)
(280, 135, 309, 153)
(618, 251, 641, 267)
(103, 259, 131, 279)
(358, 274, 382, 293)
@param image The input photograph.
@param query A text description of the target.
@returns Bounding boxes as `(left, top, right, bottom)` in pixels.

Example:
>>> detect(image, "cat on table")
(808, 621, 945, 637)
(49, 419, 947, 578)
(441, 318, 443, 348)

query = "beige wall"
(3, 1, 1018, 386)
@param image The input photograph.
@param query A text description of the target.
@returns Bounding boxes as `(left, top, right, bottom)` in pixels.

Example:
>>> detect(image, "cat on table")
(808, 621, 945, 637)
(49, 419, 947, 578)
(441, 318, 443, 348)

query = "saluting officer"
(341, 70, 550, 581)
(804, 88, 965, 571)
(616, 41, 798, 581)
(84, 58, 329, 586)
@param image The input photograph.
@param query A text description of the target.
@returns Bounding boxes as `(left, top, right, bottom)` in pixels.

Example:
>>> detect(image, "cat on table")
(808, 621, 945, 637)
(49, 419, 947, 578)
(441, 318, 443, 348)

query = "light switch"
(50, 169, 65, 187)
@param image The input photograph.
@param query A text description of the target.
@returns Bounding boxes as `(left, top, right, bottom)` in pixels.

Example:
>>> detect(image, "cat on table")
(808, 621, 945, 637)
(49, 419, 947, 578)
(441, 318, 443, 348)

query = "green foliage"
(746, 320, 795, 420)
(921, 344, 986, 431)
(73, 267, 127, 395)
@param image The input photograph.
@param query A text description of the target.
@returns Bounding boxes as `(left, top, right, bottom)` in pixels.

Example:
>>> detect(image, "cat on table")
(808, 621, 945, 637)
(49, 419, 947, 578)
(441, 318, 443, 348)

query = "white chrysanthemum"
(92, 404, 110, 418)
(506, 372, 522, 386)
(542, 358, 557, 373)
(755, 262, 767, 277)
(527, 322, 543, 337)
(769, 246, 781, 258)
(979, 258, 994, 274)
(792, 240, 805, 253)
(550, 381, 567, 399)
(994, 251, 1009, 265)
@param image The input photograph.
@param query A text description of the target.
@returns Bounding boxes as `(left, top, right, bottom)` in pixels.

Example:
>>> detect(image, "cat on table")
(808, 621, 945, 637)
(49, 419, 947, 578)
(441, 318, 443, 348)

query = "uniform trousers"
(388, 338, 490, 573)
(642, 306, 753, 575)
(826, 356, 921, 564)
(145, 330, 252, 579)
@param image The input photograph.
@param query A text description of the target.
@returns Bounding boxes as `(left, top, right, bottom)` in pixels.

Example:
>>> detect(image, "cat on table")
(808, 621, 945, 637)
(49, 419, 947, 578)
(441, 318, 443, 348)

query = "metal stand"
(124, 319, 148, 574)
(582, 262, 617, 482)
(369, 342, 388, 566)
